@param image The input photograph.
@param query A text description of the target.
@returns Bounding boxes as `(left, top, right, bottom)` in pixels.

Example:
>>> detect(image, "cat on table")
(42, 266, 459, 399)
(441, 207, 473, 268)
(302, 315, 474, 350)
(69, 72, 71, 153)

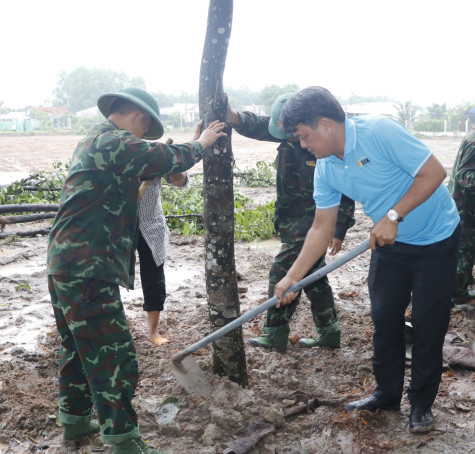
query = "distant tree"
(259, 84, 300, 113)
(0, 101, 12, 114)
(396, 100, 418, 128)
(52, 66, 146, 112)
(447, 104, 471, 133)
(426, 103, 447, 120)
(225, 85, 261, 110)
(152, 91, 175, 108)
(339, 93, 394, 104)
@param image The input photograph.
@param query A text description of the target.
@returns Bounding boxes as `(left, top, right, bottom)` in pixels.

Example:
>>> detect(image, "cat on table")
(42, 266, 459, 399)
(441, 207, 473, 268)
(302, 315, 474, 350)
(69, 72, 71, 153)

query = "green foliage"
(0, 162, 69, 205)
(395, 100, 419, 128)
(161, 170, 276, 240)
(53, 66, 146, 113)
(71, 113, 103, 135)
(224, 85, 261, 110)
(0, 101, 12, 115)
(15, 283, 31, 292)
(234, 200, 275, 241)
(259, 84, 300, 113)
(234, 161, 276, 187)
(1, 163, 275, 241)
(413, 119, 445, 133)
(426, 103, 447, 119)
(161, 175, 205, 235)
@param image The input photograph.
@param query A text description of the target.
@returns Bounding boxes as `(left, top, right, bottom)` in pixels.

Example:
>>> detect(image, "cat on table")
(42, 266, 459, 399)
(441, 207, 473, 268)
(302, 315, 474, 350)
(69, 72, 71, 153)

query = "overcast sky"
(2, 0, 474, 109)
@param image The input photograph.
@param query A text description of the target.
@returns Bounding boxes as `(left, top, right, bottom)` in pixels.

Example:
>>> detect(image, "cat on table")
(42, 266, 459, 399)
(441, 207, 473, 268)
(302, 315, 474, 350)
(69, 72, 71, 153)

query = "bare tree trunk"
(199, 0, 247, 386)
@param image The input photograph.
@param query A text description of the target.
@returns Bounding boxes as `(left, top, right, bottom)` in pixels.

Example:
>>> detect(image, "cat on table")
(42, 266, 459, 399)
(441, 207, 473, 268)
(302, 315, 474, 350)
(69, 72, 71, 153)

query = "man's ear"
(319, 117, 332, 133)
(132, 111, 143, 125)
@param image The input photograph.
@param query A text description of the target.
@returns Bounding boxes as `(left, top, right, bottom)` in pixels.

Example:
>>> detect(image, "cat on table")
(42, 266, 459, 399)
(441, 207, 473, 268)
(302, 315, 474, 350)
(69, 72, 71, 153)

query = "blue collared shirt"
(314, 115, 459, 245)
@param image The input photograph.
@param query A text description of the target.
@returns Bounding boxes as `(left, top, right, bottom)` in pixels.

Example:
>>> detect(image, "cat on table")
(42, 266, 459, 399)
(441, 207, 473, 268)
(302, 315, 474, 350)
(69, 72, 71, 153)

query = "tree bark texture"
(199, 0, 247, 386)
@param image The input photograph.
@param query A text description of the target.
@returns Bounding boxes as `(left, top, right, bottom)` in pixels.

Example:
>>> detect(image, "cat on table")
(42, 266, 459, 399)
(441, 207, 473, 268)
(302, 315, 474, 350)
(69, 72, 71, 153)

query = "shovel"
(171, 239, 370, 396)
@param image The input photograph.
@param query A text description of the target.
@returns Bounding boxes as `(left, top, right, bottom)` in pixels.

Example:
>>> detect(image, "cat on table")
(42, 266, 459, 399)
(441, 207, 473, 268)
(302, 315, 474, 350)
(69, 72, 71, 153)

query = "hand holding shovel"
(171, 239, 370, 396)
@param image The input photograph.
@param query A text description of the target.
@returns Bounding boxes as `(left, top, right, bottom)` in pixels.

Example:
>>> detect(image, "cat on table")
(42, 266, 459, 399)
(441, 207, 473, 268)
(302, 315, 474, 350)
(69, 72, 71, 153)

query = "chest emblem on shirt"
(306, 160, 316, 167)
(357, 157, 370, 167)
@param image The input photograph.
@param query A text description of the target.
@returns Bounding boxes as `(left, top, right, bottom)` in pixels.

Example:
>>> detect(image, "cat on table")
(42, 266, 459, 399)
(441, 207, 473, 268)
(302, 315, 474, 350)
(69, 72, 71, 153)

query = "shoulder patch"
(306, 160, 316, 167)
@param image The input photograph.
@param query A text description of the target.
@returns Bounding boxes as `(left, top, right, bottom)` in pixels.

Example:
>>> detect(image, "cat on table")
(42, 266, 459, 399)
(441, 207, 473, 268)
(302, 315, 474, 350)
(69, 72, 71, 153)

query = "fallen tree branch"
(0, 204, 59, 214)
(165, 214, 203, 219)
(0, 213, 56, 225)
(22, 187, 62, 192)
(223, 395, 348, 454)
(0, 228, 51, 239)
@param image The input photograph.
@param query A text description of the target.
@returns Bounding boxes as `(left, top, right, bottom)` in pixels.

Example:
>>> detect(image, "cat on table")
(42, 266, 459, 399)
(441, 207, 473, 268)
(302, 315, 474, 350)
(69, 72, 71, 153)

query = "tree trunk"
(199, 0, 247, 386)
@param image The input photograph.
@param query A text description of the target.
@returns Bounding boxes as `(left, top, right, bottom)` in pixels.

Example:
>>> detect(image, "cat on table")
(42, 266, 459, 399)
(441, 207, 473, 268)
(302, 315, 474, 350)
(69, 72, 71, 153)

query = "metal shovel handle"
(172, 239, 370, 364)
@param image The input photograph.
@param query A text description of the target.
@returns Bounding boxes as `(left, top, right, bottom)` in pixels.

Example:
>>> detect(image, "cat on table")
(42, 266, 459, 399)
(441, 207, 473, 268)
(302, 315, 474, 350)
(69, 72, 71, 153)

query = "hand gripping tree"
(199, 0, 248, 386)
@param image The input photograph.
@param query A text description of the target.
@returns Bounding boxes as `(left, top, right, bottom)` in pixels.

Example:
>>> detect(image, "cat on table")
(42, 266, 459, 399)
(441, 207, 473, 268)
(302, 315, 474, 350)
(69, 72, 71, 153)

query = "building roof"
(31, 106, 70, 115)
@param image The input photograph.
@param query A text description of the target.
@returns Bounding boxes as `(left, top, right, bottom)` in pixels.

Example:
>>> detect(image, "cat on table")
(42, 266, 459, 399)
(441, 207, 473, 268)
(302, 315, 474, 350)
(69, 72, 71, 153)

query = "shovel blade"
(170, 355, 211, 398)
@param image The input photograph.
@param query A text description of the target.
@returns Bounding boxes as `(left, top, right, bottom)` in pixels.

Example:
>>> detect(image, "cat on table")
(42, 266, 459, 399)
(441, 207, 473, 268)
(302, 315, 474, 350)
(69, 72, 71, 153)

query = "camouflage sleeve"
(79, 129, 204, 179)
(333, 194, 356, 241)
(233, 112, 281, 143)
(454, 139, 475, 191)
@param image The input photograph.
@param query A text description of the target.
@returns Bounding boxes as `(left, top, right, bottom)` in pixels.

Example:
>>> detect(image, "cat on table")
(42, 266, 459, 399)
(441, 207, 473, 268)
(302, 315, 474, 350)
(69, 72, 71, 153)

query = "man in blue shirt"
(275, 86, 461, 434)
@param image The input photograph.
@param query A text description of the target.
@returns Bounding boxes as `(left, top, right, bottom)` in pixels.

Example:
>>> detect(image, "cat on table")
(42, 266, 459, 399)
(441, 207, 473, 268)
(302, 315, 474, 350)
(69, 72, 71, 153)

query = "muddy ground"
(0, 132, 473, 453)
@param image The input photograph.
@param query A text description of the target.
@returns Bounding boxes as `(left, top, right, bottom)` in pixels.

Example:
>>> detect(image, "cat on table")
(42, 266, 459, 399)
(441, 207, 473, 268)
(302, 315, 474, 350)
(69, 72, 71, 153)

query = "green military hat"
(268, 92, 295, 140)
(97, 86, 164, 140)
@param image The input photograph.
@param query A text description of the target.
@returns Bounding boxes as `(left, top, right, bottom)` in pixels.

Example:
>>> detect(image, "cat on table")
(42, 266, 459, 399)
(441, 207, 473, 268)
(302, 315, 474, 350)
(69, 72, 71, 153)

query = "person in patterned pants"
(449, 117, 475, 307)
(47, 87, 226, 453)
(228, 93, 355, 350)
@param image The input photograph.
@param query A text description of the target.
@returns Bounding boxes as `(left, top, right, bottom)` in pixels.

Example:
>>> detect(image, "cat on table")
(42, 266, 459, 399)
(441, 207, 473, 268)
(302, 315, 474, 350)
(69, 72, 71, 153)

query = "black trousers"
(137, 231, 166, 312)
(368, 224, 461, 408)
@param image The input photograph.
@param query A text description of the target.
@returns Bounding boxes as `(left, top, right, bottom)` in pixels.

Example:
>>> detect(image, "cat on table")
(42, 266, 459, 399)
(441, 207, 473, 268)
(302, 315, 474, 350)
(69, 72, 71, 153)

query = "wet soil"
(0, 133, 473, 453)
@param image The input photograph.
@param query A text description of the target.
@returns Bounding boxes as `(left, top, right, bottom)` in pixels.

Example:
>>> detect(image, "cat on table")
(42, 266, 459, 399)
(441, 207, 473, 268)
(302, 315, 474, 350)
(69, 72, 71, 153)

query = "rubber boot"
(249, 324, 290, 350)
(113, 437, 165, 454)
(298, 322, 341, 348)
(63, 420, 100, 441)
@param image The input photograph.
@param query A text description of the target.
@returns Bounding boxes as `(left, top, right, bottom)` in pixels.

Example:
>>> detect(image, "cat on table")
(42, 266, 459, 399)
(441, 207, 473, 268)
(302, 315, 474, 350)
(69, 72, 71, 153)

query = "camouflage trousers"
(452, 226, 475, 304)
(48, 275, 140, 444)
(266, 241, 338, 332)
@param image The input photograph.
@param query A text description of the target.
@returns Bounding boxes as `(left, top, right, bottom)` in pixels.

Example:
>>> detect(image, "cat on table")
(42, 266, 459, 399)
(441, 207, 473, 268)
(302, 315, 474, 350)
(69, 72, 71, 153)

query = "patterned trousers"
(452, 224, 475, 304)
(48, 275, 140, 444)
(266, 241, 338, 332)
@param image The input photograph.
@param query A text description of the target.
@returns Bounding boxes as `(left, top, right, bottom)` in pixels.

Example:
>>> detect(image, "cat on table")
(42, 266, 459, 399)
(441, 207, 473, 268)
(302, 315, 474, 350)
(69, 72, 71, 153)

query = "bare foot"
(152, 337, 170, 346)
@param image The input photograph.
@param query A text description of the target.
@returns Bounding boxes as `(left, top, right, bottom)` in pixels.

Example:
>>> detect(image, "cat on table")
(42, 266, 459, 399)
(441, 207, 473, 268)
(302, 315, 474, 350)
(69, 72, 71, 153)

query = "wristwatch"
(387, 209, 404, 223)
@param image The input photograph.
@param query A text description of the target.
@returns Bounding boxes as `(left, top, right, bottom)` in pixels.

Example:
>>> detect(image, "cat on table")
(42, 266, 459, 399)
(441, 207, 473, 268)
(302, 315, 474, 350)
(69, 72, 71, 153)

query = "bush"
(413, 119, 445, 132)
(1, 162, 276, 241)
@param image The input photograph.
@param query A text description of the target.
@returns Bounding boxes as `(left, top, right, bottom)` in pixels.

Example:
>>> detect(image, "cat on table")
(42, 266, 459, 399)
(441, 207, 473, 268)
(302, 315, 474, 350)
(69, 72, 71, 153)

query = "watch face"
(388, 210, 398, 221)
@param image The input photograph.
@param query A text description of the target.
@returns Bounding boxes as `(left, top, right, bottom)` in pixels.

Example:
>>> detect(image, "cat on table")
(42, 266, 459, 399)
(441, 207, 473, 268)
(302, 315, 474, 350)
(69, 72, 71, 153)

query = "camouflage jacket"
(448, 130, 475, 228)
(234, 112, 355, 243)
(47, 120, 204, 288)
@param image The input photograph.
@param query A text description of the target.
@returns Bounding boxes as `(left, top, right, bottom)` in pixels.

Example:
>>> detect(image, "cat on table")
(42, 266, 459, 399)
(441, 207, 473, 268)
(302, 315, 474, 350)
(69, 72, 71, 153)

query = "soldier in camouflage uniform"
(228, 93, 355, 350)
(448, 119, 475, 307)
(47, 87, 226, 454)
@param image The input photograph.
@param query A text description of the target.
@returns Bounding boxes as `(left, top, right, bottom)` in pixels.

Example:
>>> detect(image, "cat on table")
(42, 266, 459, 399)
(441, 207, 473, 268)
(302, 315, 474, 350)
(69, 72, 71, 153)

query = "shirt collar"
(327, 117, 355, 163)
(344, 117, 356, 155)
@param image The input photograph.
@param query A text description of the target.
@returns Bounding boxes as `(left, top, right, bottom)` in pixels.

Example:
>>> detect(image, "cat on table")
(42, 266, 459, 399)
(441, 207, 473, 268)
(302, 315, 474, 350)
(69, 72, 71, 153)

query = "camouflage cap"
(97, 86, 164, 140)
(268, 92, 295, 140)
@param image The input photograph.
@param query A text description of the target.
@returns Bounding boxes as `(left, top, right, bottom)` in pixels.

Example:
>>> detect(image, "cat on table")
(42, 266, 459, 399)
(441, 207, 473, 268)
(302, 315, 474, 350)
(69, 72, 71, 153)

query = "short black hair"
(109, 98, 145, 116)
(108, 98, 151, 124)
(281, 86, 346, 133)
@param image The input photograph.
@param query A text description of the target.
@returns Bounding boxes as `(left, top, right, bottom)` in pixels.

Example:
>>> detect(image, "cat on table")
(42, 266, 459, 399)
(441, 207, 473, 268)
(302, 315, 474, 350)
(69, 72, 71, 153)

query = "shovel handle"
(172, 239, 370, 364)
